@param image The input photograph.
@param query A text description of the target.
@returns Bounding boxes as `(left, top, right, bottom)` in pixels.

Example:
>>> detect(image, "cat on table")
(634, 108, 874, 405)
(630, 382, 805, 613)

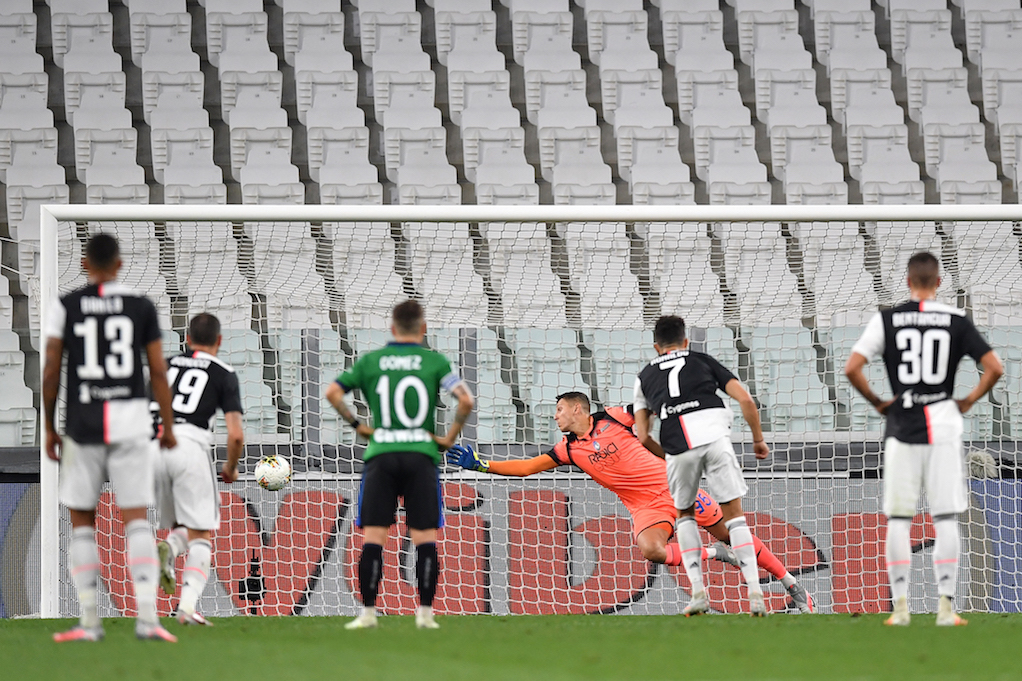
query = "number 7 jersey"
(851, 299, 992, 444)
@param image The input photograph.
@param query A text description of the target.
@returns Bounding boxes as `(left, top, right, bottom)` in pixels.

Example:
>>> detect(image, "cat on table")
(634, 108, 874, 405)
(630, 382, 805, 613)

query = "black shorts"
(356, 451, 444, 530)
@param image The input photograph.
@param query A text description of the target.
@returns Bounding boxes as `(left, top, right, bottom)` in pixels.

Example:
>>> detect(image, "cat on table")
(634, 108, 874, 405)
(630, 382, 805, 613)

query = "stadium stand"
(1, 0, 1020, 450)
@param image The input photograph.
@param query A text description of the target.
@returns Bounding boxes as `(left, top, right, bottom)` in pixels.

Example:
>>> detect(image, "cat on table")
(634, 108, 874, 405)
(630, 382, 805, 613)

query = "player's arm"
(843, 352, 893, 415)
(434, 383, 474, 451)
(324, 381, 374, 438)
(957, 349, 1004, 414)
(42, 337, 64, 461)
(220, 411, 245, 483)
(633, 407, 664, 457)
(724, 378, 769, 460)
(446, 444, 557, 476)
(147, 339, 176, 449)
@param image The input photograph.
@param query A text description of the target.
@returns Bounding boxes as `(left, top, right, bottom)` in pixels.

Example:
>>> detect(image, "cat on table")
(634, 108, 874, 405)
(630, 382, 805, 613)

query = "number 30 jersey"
(851, 299, 992, 444)
(45, 282, 162, 444)
(634, 349, 737, 454)
(166, 350, 243, 433)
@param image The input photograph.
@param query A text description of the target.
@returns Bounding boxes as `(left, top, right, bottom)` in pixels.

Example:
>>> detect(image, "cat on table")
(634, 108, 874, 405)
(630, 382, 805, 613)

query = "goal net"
(37, 204, 1022, 618)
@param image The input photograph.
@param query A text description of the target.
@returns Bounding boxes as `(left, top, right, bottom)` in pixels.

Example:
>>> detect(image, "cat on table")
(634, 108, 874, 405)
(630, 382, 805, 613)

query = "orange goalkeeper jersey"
(545, 406, 670, 516)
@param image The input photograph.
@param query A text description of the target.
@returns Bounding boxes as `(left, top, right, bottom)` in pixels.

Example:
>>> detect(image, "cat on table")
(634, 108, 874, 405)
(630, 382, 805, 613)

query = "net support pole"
(39, 206, 60, 618)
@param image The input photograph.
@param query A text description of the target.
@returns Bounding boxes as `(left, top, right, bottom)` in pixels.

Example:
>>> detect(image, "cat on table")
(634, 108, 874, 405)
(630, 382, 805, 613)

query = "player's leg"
(404, 454, 443, 630)
(702, 515, 815, 613)
(882, 438, 921, 626)
(109, 439, 176, 642)
(166, 438, 220, 625)
(926, 437, 969, 627)
(666, 448, 708, 615)
(694, 489, 736, 564)
(54, 439, 106, 642)
(154, 448, 185, 596)
(346, 454, 398, 629)
(705, 438, 765, 615)
(636, 523, 675, 564)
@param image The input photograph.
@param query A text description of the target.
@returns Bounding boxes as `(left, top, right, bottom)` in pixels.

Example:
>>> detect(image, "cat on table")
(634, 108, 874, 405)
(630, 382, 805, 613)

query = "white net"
(43, 216, 1022, 617)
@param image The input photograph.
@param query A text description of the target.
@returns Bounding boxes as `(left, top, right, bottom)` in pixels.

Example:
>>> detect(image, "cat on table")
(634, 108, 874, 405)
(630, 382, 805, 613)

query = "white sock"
(126, 519, 159, 626)
(886, 517, 912, 604)
(70, 526, 101, 629)
(165, 527, 188, 558)
(933, 516, 960, 599)
(178, 539, 212, 615)
(781, 573, 797, 589)
(675, 516, 705, 594)
(726, 517, 763, 597)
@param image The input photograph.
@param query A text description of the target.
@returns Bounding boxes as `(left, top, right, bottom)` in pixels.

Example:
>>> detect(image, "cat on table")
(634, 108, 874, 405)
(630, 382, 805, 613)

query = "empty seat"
(403, 222, 487, 326)
(792, 221, 878, 317)
(0, 74, 52, 131)
(325, 222, 403, 328)
(558, 222, 643, 328)
(638, 221, 724, 327)
(713, 222, 801, 323)
(480, 222, 566, 327)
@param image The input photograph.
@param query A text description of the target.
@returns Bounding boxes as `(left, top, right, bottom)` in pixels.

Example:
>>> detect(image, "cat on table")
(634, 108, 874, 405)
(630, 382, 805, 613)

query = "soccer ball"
(254, 455, 292, 491)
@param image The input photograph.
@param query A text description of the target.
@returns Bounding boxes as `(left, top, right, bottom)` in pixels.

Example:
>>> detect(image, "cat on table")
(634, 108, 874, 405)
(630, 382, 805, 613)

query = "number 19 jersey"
(335, 342, 461, 464)
(851, 299, 992, 444)
(167, 350, 244, 432)
(45, 282, 162, 444)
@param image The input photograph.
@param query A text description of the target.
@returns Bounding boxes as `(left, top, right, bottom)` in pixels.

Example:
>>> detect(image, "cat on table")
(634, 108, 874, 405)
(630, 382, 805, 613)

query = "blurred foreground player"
(154, 313, 245, 626)
(634, 316, 771, 617)
(326, 300, 474, 630)
(43, 233, 178, 642)
(449, 392, 813, 613)
(845, 252, 1002, 626)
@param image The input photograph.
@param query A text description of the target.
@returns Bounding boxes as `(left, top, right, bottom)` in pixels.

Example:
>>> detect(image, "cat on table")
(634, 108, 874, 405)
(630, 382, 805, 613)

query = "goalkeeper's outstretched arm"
(447, 444, 557, 476)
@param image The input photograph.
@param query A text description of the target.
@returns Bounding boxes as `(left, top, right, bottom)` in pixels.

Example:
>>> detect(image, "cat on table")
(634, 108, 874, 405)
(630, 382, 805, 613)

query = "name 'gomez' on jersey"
(851, 300, 992, 444)
(44, 282, 162, 444)
(634, 349, 737, 454)
(166, 350, 243, 436)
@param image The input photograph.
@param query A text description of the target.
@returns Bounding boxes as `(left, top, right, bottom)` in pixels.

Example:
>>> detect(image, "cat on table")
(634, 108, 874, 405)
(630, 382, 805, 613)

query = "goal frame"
(37, 202, 1022, 618)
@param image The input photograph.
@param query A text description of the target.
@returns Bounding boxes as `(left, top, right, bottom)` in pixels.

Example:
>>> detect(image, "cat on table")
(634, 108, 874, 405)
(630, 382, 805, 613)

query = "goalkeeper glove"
(447, 444, 490, 473)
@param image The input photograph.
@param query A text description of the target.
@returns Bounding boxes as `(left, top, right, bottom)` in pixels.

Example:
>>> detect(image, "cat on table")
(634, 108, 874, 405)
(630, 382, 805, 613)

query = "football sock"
(752, 535, 789, 583)
(675, 516, 705, 593)
(70, 526, 101, 629)
(933, 516, 960, 599)
(359, 543, 384, 608)
(166, 527, 188, 558)
(664, 543, 683, 566)
(416, 542, 439, 608)
(178, 539, 212, 615)
(886, 517, 912, 604)
(126, 519, 159, 625)
(726, 517, 763, 596)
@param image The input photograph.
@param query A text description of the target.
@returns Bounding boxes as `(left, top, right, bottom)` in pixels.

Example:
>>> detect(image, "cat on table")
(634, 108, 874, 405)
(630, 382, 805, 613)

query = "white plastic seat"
(0, 0, 33, 14)
(755, 69, 827, 131)
(462, 127, 525, 181)
(815, 11, 887, 73)
(403, 222, 487, 325)
(140, 70, 203, 124)
(714, 222, 801, 323)
(294, 69, 357, 125)
(537, 124, 602, 181)
(0, 127, 58, 183)
(638, 221, 724, 327)
(524, 68, 586, 125)
(0, 13, 40, 75)
(507, 329, 584, 419)
(447, 69, 511, 125)
(662, 9, 730, 68)
(479, 222, 565, 326)
(150, 126, 215, 184)
(965, 9, 1022, 66)
(616, 125, 679, 181)
(558, 222, 643, 328)
(792, 222, 877, 315)
(205, 11, 269, 69)
(435, 9, 498, 67)
(283, 8, 343, 66)
(130, 11, 192, 67)
(587, 10, 649, 66)
(229, 124, 292, 182)
(891, 9, 955, 65)
(676, 69, 740, 125)
(982, 68, 1022, 129)
(599, 68, 663, 124)
(358, 11, 421, 68)
(322, 222, 402, 328)
(372, 70, 436, 121)
(847, 124, 920, 184)
(737, 8, 800, 65)
(511, 10, 573, 65)
(0, 74, 53, 131)
(125, 0, 188, 13)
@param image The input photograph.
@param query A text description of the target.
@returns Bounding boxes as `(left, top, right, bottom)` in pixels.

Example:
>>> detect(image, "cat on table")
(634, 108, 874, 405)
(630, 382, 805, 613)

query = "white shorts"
(59, 437, 156, 511)
(883, 437, 968, 518)
(666, 436, 748, 511)
(155, 432, 221, 531)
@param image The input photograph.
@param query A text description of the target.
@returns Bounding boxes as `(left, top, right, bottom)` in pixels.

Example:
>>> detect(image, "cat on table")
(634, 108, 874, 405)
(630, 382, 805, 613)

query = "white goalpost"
(37, 203, 1022, 619)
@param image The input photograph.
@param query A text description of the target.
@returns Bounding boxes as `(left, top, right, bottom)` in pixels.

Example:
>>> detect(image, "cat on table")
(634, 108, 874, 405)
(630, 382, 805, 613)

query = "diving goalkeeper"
(448, 391, 814, 614)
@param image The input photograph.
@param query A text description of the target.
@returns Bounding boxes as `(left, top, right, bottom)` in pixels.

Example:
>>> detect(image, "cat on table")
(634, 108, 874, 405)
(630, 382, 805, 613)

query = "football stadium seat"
(480, 222, 566, 327)
(713, 222, 801, 324)
(638, 221, 724, 327)
(791, 221, 878, 316)
(403, 222, 487, 326)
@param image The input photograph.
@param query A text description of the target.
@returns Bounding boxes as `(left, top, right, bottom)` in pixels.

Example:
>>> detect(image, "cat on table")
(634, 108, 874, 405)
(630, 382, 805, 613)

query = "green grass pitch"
(2, 614, 1021, 681)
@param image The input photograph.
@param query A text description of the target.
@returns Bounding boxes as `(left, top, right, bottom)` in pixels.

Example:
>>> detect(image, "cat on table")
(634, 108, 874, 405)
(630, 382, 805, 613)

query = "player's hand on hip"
(956, 397, 974, 413)
(355, 423, 374, 439)
(220, 462, 238, 484)
(876, 398, 894, 415)
(45, 429, 62, 462)
(159, 427, 177, 450)
(752, 440, 770, 460)
(446, 444, 489, 472)
(433, 432, 456, 451)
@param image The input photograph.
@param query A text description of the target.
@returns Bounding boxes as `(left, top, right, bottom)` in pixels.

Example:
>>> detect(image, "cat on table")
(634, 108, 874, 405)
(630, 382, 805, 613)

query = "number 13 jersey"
(851, 299, 992, 444)
(634, 349, 737, 454)
(45, 282, 162, 444)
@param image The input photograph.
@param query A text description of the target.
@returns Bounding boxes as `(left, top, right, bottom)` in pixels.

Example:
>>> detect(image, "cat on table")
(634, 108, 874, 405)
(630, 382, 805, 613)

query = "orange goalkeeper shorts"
(631, 490, 678, 540)
(694, 488, 724, 528)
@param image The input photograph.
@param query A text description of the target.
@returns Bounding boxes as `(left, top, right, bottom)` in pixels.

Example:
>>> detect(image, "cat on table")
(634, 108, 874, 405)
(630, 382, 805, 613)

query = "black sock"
(415, 542, 438, 608)
(359, 543, 384, 608)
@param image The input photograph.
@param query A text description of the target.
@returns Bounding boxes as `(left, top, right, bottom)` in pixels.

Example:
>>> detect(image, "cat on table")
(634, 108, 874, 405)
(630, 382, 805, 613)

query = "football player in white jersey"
(43, 233, 178, 642)
(154, 313, 244, 626)
(845, 251, 1003, 626)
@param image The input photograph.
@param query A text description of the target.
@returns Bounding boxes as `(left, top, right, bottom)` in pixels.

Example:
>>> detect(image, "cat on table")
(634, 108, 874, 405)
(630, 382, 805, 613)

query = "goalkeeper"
(448, 391, 814, 614)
